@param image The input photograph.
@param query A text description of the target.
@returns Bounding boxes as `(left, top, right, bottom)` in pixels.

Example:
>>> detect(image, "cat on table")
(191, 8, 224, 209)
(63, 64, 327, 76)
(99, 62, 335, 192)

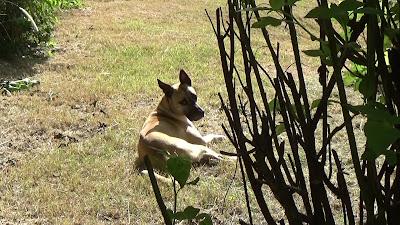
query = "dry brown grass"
(0, 0, 365, 224)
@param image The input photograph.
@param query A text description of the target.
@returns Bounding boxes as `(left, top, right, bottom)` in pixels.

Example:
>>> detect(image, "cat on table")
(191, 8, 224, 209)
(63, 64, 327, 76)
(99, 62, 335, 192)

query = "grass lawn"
(0, 0, 364, 224)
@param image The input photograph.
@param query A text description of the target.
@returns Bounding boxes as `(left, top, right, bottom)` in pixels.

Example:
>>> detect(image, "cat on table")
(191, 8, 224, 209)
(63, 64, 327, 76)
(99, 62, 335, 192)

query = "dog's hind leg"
(142, 132, 224, 163)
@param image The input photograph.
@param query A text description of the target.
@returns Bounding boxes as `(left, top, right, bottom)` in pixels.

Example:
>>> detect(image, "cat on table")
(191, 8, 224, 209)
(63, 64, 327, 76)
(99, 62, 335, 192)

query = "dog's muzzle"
(186, 105, 204, 121)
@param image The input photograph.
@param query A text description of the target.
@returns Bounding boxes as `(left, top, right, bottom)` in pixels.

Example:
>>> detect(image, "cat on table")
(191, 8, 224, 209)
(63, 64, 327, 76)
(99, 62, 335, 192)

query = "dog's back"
(135, 117, 174, 183)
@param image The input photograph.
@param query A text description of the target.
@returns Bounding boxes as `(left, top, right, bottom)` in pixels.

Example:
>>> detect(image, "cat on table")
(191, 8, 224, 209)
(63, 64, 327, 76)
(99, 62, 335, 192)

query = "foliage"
(0, 0, 82, 59)
(145, 156, 213, 225)
(343, 62, 366, 90)
(209, 0, 400, 224)
(1, 78, 40, 95)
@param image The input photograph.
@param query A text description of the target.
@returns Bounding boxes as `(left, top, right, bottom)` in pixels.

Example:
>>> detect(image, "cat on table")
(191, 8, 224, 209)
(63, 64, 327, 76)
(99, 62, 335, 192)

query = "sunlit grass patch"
(95, 41, 219, 95)
(0, 0, 357, 224)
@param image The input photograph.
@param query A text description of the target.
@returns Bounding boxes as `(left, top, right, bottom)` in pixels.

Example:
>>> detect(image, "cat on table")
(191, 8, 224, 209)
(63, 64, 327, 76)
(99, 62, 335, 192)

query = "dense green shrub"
(0, 0, 82, 59)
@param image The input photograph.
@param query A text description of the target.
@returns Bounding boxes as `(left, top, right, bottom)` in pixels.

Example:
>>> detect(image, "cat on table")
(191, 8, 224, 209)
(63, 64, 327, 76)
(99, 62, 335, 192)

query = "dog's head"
(157, 70, 205, 121)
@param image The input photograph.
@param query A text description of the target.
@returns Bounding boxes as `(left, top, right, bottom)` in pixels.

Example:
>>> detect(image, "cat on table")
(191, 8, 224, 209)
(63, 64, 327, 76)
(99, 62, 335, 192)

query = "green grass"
(0, 0, 363, 224)
(97, 41, 218, 95)
(0, 0, 247, 224)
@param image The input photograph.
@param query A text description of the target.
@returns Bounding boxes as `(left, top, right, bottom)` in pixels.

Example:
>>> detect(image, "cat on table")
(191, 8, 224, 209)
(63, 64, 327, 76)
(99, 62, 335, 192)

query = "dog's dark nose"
(187, 105, 205, 121)
(197, 106, 205, 118)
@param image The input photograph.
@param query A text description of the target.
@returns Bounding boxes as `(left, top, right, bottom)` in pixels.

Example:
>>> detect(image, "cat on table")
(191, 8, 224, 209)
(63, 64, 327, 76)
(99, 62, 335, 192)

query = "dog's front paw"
(199, 152, 223, 165)
(196, 147, 223, 165)
(204, 134, 226, 144)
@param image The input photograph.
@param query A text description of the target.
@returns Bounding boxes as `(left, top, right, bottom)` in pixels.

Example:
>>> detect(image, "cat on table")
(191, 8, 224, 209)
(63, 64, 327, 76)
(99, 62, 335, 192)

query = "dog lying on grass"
(135, 69, 228, 182)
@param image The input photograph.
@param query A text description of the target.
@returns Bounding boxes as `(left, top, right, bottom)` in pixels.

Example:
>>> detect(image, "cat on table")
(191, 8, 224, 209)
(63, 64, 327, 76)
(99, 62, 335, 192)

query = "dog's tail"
(134, 154, 173, 185)
(140, 169, 172, 184)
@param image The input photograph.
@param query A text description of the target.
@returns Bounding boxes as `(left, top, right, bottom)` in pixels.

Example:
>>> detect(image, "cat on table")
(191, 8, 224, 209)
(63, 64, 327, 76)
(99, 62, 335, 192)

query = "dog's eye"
(180, 99, 188, 105)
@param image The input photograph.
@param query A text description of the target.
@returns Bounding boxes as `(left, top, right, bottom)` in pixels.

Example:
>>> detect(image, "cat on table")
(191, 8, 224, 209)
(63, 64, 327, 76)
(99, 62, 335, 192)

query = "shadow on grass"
(0, 57, 47, 81)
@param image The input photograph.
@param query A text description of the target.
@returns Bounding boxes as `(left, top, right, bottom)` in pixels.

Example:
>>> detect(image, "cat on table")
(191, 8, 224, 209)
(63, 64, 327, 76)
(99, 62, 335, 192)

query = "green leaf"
(391, 3, 399, 12)
(348, 103, 400, 124)
(3, 78, 40, 92)
(275, 123, 286, 135)
(303, 49, 325, 57)
(286, 0, 300, 5)
(321, 57, 333, 66)
(363, 120, 400, 160)
(346, 42, 362, 51)
(200, 217, 212, 225)
(359, 75, 376, 99)
(320, 41, 332, 56)
(197, 213, 213, 225)
(390, 3, 399, 20)
(384, 151, 398, 166)
(267, 98, 299, 121)
(305, 6, 332, 19)
(270, 0, 284, 10)
(347, 103, 372, 114)
(354, 77, 362, 91)
(383, 34, 393, 50)
(268, 98, 281, 112)
(174, 206, 200, 220)
(384, 28, 399, 47)
(20, 84, 29, 90)
(343, 63, 367, 89)
(338, 0, 364, 11)
(6, 86, 19, 92)
(187, 177, 200, 186)
(343, 72, 360, 86)
(331, 3, 349, 26)
(310, 99, 335, 110)
(354, 7, 382, 16)
(238, 6, 270, 12)
(167, 156, 192, 188)
(378, 95, 386, 105)
(354, 63, 367, 74)
(167, 209, 174, 220)
(252, 16, 282, 28)
(311, 99, 321, 109)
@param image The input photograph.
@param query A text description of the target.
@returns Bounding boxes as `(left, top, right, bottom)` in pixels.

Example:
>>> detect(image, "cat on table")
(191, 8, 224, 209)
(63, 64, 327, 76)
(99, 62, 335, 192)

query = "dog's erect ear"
(179, 69, 192, 86)
(157, 79, 173, 97)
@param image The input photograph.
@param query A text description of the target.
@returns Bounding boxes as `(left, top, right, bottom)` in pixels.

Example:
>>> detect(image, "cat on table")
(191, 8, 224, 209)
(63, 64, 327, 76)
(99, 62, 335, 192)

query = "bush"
(209, 0, 400, 224)
(0, 0, 82, 59)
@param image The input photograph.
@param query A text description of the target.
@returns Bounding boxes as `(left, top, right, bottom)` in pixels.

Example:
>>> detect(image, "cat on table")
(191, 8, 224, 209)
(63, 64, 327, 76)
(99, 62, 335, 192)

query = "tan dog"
(135, 70, 226, 180)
